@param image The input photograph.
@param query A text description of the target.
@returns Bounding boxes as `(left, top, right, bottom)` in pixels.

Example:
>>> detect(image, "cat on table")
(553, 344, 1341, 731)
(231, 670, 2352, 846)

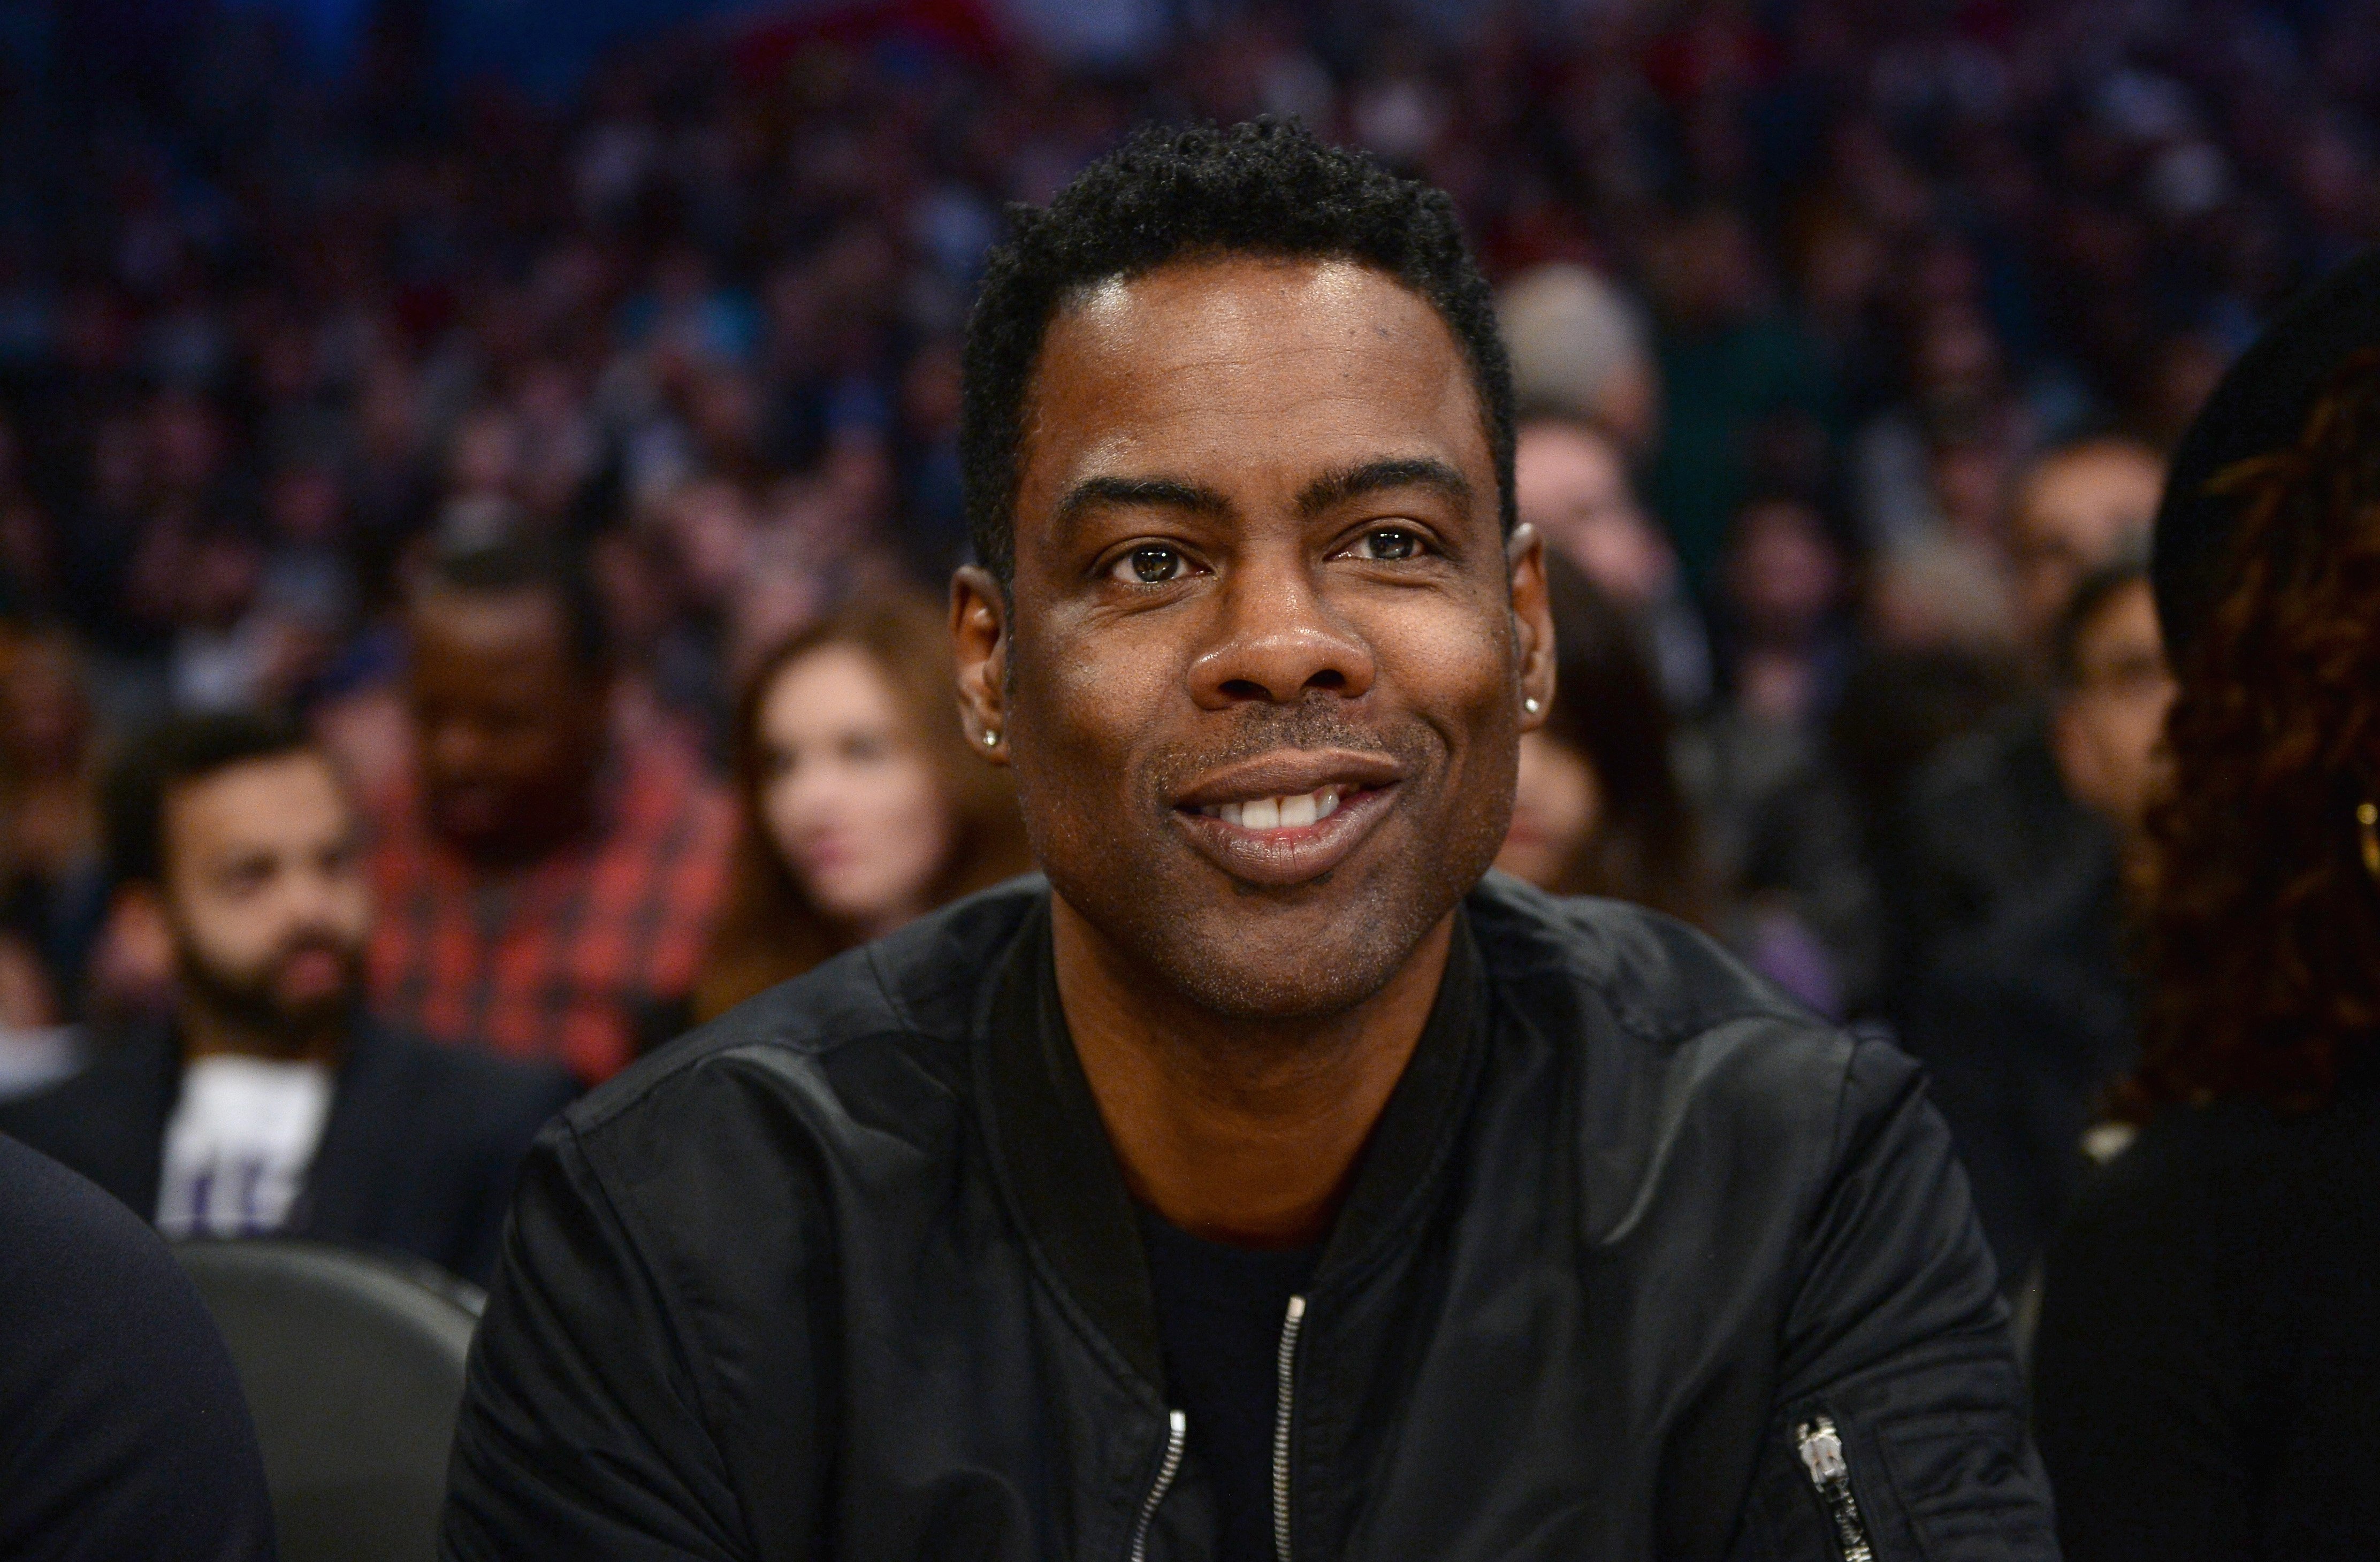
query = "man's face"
(407, 590, 606, 861)
(2051, 579, 2176, 838)
(974, 255, 1551, 1021)
(2008, 446, 2163, 649)
(159, 753, 371, 1037)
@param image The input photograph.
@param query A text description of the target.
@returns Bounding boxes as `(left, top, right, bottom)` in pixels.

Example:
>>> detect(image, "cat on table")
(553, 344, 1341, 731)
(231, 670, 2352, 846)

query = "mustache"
(267, 933, 361, 973)
(1145, 699, 1435, 791)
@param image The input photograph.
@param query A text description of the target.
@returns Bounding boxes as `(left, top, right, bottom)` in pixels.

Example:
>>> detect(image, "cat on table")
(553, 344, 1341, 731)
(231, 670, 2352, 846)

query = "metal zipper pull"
(1793, 1414, 1875, 1562)
(1272, 1295, 1308, 1562)
(1126, 1409, 1187, 1562)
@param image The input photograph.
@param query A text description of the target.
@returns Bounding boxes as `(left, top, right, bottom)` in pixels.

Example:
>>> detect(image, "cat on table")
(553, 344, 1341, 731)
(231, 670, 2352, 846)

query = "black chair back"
(174, 1239, 482, 1562)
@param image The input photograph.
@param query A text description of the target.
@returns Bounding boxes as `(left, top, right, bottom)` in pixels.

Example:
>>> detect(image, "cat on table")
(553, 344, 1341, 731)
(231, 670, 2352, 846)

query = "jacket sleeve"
(440, 1121, 754, 1561)
(1733, 1037, 2060, 1561)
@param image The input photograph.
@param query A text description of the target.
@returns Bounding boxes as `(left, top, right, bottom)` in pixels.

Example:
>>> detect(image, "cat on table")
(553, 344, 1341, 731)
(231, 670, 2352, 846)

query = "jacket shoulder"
(1467, 871, 1823, 1049)
(1465, 875, 1891, 1227)
(551, 878, 1044, 1152)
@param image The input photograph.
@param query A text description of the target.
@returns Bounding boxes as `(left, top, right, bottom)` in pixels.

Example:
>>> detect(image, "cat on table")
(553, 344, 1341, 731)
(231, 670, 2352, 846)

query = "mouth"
(1170, 749, 1408, 888)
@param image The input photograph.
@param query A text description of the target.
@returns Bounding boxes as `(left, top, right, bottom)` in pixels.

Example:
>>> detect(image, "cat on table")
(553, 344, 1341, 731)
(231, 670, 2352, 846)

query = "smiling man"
(443, 122, 2053, 1561)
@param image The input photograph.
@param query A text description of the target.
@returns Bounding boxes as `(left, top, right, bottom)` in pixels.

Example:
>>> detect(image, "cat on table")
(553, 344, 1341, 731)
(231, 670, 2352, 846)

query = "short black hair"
(415, 534, 610, 675)
(2051, 554, 2155, 690)
(103, 710, 319, 887)
(959, 118, 1516, 584)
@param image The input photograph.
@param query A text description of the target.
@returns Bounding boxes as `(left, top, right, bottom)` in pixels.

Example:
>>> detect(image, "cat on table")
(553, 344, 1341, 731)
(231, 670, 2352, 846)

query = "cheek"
(760, 774, 807, 862)
(869, 766, 956, 889)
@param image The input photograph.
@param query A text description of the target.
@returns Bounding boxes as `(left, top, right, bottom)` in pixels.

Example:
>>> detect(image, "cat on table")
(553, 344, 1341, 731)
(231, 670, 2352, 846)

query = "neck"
(179, 996, 343, 1067)
(1051, 895, 1454, 1250)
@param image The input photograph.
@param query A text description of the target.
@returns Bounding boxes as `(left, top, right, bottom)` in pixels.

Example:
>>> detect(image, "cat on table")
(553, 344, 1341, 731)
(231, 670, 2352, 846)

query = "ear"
(1508, 523, 1555, 732)
(951, 565, 1011, 764)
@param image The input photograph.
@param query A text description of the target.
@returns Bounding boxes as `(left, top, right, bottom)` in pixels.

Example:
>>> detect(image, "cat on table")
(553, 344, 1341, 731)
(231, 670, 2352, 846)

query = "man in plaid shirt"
(367, 540, 732, 1083)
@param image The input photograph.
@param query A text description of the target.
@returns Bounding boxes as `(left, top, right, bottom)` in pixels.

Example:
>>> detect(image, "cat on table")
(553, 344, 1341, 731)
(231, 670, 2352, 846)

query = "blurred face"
(158, 753, 370, 1041)
(1725, 500, 1843, 644)
(407, 590, 607, 862)
(1496, 731, 1600, 891)
(2009, 446, 2164, 649)
(757, 643, 953, 938)
(968, 255, 1553, 1021)
(2051, 579, 2176, 837)
(1514, 422, 1672, 609)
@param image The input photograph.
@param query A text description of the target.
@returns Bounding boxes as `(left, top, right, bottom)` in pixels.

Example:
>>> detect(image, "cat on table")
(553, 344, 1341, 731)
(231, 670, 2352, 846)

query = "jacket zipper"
(1126, 1409, 1187, 1562)
(1792, 1414, 1875, 1562)
(1272, 1295, 1308, 1562)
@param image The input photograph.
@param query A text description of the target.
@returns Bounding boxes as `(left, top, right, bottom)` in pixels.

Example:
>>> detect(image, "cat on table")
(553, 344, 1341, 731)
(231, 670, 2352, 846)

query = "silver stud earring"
(1523, 697, 1542, 715)
(983, 730, 1001, 747)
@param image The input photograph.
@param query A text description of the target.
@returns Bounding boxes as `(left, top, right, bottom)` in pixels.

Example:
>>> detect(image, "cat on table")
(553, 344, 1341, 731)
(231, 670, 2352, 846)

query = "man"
(445, 121, 2050, 1559)
(0, 711, 575, 1284)
(2003, 438, 2167, 660)
(1906, 559, 2174, 1287)
(1, 1132, 275, 1560)
(1897, 435, 2165, 976)
(369, 538, 733, 1082)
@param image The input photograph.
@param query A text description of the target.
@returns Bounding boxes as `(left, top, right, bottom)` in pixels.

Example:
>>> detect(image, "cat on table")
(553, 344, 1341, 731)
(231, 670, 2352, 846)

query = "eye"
(1346, 527, 1424, 562)
(1111, 544, 1192, 585)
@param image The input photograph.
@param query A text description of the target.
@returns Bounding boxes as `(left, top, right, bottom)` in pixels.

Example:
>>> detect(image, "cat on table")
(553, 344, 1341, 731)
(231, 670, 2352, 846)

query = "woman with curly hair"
(2032, 258, 2380, 1561)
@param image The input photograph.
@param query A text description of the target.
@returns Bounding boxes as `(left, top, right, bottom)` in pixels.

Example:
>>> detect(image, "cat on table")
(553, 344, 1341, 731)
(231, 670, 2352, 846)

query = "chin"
(1083, 868, 1467, 1025)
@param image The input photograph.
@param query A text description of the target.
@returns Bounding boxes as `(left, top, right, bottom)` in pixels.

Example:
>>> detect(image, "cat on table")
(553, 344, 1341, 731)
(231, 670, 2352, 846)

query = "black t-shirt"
(1139, 1208, 1319, 1562)
(0, 1131, 277, 1561)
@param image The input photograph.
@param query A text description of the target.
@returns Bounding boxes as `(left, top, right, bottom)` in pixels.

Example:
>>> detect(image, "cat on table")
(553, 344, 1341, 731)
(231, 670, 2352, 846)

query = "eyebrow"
(1295, 457, 1474, 519)
(1052, 474, 1233, 539)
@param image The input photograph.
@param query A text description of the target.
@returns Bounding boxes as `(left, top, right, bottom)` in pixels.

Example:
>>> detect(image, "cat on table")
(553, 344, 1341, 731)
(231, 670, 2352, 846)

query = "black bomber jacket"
(440, 874, 2058, 1560)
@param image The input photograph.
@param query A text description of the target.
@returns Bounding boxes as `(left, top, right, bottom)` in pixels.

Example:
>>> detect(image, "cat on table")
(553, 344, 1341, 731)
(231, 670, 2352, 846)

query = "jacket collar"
(977, 892, 1486, 1399)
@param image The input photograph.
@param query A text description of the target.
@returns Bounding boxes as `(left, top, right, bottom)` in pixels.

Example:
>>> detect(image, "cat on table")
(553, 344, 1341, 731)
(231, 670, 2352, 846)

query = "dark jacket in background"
(0, 1131, 277, 1562)
(1896, 702, 2108, 988)
(0, 1015, 576, 1286)
(1903, 848, 2137, 1288)
(443, 875, 2053, 1560)
(2034, 1089, 2380, 1560)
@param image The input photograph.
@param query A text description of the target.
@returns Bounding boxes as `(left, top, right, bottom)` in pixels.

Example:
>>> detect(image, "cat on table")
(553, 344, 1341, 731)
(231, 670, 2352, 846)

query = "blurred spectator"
(368, 539, 733, 1081)
(1679, 495, 1882, 1017)
(2035, 311, 2380, 1562)
(1643, 206, 1834, 599)
(1904, 559, 2172, 1288)
(1494, 557, 1709, 925)
(0, 712, 576, 1284)
(1497, 264, 1661, 455)
(2003, 437, 2166, 667)
(1894, 438, 2167, 979)
(690, 594, 1031, 1024)
(1511, 413, 1710, 710)
(0, 631, 108, 1015)
(0, 1134, 275, 1561)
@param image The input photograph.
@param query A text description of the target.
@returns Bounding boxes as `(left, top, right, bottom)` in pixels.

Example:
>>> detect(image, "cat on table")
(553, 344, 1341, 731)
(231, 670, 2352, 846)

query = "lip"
(1170, 747, 1408, 811)
(1169, 747, 1409, 889)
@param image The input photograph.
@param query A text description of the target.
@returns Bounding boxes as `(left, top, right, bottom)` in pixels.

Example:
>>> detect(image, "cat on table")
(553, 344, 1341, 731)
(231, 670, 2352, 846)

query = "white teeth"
(1200, 786, 1344, 832)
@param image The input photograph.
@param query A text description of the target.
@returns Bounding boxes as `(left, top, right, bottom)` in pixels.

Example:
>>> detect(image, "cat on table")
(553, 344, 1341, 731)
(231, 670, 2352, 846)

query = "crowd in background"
(0, 0, 2373, 1289)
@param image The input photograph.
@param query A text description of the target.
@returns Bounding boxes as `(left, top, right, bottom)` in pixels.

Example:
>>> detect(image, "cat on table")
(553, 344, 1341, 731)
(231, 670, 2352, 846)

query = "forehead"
(411, 589, 576, 682)
(164, 754, 350, 862)
(2018, 451, 2162, 534)
(1017, 256, 1489, 527)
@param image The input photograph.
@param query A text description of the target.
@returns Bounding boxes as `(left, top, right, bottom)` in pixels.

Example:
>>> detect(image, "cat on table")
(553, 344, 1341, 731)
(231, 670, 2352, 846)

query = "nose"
(428, 716, 491, 779)
(1186, 552, 1376, 709)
